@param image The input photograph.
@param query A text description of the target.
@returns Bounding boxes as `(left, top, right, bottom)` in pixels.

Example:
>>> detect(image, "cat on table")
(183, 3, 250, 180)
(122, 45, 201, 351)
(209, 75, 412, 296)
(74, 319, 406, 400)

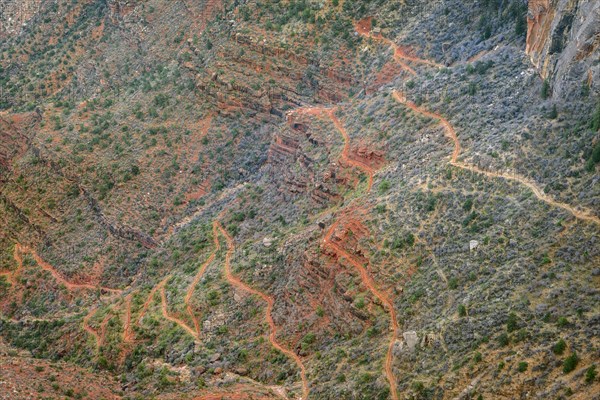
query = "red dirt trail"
(355, 17, 443, 75)
(322, 219, 399, 400)
(120, 283, 163, 362)
(288, 107, 376, 191)
(119, 293, 135, 364)
(214, 221, 309, 400)
(83, 307, 102, 351)
(83, 305, 115, 353)
(391, 91, 600, 226)
(158, 276, 200, 340)
(13, 244, 123, 294)
(184, 223, 221, 337)
(287, 98, 397, 399)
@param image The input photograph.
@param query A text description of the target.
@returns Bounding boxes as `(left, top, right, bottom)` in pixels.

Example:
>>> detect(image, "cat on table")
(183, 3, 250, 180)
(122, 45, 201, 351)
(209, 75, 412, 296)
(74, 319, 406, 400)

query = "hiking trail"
(287, 77, 397, 399)
(158, 276, 200, 340)
(214, 220, 310, 400)
(14, 244, 123, 294)
(355, 17, 443, 75)
(391, 91, 600, 226)
(288, 106, 376, 191)
(322, 219, 399, 400)
(184, 223, 221, 337)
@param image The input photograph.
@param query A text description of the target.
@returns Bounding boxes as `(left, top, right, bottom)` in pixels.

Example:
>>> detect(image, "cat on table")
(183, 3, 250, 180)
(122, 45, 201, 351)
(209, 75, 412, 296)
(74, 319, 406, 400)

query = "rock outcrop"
(526, 0, 600, 97)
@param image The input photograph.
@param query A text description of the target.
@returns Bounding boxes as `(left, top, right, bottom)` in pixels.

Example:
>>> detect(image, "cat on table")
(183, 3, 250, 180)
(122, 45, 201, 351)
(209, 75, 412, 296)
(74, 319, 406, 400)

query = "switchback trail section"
(287, 107, 377, 191)
(158, 276, 200, 340)
(121, 241, 222, 345)
(214, 220, 310, 400)
(287, 98, 397, 399)
(391, 91, 600, 226)
(184, 223, 221, 337)
(4, 243, 122, 294)
(355, 17, 443, 76)
(83, 305, 114, 354)
(322, 221, 399, 400)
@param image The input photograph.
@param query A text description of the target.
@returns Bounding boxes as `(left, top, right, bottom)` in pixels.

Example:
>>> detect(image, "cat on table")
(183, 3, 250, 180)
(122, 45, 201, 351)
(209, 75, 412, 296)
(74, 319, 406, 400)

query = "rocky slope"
(0, 0, 599, 399)
(0, 0, 42, 38)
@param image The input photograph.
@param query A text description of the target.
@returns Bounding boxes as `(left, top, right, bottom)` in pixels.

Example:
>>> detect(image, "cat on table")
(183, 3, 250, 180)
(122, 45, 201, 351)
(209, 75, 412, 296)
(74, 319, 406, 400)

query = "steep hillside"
(1, 0, 599, 399)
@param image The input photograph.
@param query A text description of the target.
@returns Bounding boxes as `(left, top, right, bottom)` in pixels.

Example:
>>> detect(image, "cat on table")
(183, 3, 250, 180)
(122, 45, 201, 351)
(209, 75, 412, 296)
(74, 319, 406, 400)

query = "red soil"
(355, 17, 443, 74)
(215, 221, 310, 400)
(13, 244, 122, 294)
(82, 307, 102, 352)
(322, 218, 399, 400)
(158, 276, 199, 340)
(184, 223, 221, 337)
(288, 107, 378, 192)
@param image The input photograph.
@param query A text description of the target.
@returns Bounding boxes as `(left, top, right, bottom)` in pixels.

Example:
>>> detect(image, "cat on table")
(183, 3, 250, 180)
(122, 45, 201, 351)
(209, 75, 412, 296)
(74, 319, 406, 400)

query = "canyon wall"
(526, 0, 600, 97)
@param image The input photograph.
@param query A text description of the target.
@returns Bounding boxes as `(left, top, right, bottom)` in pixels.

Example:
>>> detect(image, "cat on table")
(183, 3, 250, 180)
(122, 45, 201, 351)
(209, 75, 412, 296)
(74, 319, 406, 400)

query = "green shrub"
(458, 304, 467, 317)
(468, 82, 477, 96)
(563, 353, 578, 373)
(497, 333, 509, 347)
(517, 361, 528, 372)
(515, 13, 526, 36)
(379, 180, 391, 193)
(463, 198, 473, 211)
(591, 102, 600, 131)
(585, 365, 597, 384)
(448, 277, 458, 290)
(541, 79, 550, 99)
(552, 339, 566, 355)
(586, 140, 600, 172)
(506, 312, 518, 332)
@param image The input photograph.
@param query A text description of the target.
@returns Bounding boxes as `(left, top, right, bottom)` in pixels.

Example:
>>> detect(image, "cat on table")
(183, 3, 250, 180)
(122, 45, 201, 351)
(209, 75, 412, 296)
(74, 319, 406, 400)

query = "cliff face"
(526, 0, 600, 97)
(0, 0, 42, 38)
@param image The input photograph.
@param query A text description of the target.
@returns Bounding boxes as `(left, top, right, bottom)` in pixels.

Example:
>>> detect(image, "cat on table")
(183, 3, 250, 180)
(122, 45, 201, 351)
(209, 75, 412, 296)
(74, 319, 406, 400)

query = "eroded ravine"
(214, 221, 309, 400)
(288, 106, 376, 191)
(391, 91, 600, 226)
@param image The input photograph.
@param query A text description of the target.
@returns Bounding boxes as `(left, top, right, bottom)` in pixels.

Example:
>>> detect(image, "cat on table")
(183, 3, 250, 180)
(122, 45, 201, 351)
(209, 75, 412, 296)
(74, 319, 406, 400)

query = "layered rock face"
(526, 0, 600, 97)
(0, 0, 42, 37)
